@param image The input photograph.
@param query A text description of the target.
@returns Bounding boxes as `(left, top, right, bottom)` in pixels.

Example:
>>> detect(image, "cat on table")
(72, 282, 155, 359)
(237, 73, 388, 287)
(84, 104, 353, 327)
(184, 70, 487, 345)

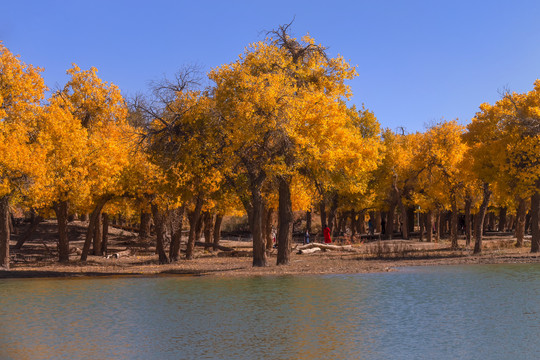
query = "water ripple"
(1, 264, 540, 359)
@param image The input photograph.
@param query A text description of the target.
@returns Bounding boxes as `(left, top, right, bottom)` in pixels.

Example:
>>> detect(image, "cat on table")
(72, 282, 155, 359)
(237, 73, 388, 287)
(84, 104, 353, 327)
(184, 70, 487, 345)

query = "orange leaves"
(59, 64, 127, 131)
(410, 120, 469, 211)
(465, 81, 540, 200)
(0, 44, 47, 198)
(19, 62, 133, 213)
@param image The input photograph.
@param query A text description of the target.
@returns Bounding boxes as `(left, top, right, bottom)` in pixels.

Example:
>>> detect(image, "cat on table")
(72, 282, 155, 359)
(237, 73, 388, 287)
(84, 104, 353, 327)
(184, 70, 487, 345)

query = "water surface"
(1, 264, 539, 359)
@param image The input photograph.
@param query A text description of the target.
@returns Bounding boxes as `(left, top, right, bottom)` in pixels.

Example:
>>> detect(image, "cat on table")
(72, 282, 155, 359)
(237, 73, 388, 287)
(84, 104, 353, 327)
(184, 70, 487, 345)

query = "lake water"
(1, 264, 540, 359)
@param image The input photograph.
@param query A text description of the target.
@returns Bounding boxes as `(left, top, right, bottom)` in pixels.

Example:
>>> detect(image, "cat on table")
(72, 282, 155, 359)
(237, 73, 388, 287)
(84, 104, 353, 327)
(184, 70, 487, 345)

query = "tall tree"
(44, 65, 131, 261)
(0, 44, 46, 268)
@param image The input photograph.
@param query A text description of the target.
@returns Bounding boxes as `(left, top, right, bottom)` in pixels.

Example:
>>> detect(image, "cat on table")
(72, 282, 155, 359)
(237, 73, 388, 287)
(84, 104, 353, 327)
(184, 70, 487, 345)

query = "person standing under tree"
(323, 226, 332, 243)
(304, 230, 310, 244)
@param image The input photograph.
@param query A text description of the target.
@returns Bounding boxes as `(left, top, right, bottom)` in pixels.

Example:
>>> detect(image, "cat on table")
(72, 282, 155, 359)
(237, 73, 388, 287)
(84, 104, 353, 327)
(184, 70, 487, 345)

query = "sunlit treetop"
(0, 44, 47, 198)
(57, 65, 127, 131)
(0, 43, 46, 123)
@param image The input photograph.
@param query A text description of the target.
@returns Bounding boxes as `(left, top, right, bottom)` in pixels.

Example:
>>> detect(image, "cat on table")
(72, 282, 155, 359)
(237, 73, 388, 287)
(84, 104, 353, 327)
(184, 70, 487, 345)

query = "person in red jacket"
(323, 226, 332, 243)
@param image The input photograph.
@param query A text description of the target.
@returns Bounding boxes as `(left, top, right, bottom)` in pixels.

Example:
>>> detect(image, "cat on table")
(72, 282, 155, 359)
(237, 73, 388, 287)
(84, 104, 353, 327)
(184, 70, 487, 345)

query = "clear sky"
(3, 0, 540, 132)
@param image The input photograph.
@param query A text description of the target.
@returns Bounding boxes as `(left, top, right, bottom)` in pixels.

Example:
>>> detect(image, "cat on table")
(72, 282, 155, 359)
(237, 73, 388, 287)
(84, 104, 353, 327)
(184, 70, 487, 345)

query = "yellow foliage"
(0, 43, 47, 198)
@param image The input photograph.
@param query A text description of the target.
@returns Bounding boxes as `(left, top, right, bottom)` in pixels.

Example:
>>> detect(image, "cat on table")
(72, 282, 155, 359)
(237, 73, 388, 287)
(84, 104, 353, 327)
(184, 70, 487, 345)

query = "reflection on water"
(1, 264, 540, 359)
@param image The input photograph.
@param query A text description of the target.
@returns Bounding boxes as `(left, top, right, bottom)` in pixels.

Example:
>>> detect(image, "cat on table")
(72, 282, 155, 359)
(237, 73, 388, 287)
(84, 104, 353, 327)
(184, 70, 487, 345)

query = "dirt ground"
(3, 220, 540, 278)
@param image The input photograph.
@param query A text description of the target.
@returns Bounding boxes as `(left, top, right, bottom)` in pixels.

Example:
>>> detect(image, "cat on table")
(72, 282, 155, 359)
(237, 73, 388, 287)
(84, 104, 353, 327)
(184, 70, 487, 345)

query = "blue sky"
(3, 0, 540, 132)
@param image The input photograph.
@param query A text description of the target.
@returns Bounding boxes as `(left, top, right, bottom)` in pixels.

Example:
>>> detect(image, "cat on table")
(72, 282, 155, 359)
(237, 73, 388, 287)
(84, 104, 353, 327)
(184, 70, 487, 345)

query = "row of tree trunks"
(14, 211, 43, 250)
(417, 211, 433, 243)
(81, 196, 111, 261)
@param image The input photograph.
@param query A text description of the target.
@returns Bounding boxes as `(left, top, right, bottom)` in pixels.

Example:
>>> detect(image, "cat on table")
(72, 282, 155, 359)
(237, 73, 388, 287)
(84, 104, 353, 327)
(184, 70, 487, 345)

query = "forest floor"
(2, 220, 540, 278)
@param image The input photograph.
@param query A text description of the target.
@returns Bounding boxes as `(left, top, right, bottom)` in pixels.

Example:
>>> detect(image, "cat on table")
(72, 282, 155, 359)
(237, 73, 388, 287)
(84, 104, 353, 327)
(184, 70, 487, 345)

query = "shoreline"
(3, 244, 540, 280)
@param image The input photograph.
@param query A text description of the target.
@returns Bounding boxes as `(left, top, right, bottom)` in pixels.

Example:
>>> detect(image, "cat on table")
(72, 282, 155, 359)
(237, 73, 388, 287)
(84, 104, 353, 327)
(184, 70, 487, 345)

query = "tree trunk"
(328, 193, 339, 237)
(400, 205, 408, 240)
(531, 192, 540, 253)
(350, 209, 357, 238)
(465, 198, 472, 246)
(375, 211, 382, 233)
(101, 213, 109, 255)
(277, 176, 293, 265)
(441, 211, 449, 237)
(81, 197, 111, 261)
(450, 193, 459, 249)
(426, 210, 433, 243)
(357, 211, 366, 235)
(185, 198, 204, 260)
(249, 184, 267, 267)
(319, 201, 327, 230)
(213, 213, 223, 251)
(169, 205, 185, 262)
(434, 210, 440, 242)
(515, 197, 527, 248)
(498, 207, 507, 232)
(151, 204, 169, 264)
(385, 205, 395, 240)
(419, 213, 425, 242)
(0, 196, 10, 269)
(407, 206, 415, 234)
(93, 210, 103, 256)
(507, 215, 515, 231)
(337, 212, 345, 235)
(261, 204, 269, 251)
(264, 207, 274, 251)
(474, 183, 492, 254)
(485, 212, 492, 232)
(306, 210, 312, 234)
(54, 200, 70, 263)
(14, 212, 42, 250)
(203, 211, 214, 249)
(139, 210, 151, 238)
